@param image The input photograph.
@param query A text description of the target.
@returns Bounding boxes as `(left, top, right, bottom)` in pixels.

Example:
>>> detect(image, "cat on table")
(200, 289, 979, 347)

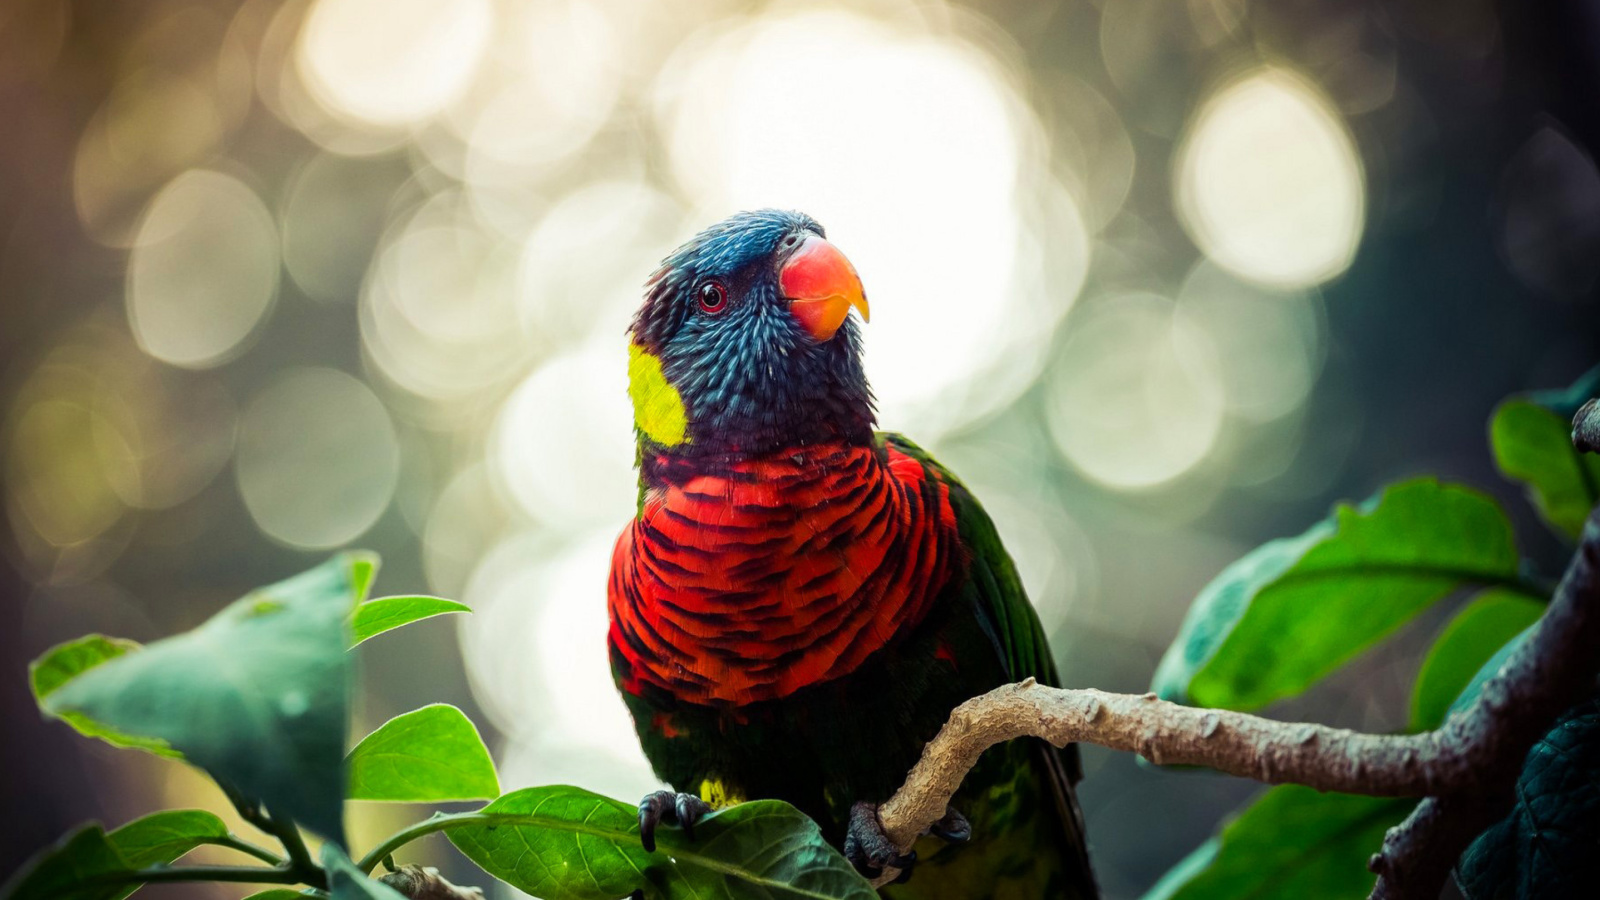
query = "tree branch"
(871, 486, 1600, 895)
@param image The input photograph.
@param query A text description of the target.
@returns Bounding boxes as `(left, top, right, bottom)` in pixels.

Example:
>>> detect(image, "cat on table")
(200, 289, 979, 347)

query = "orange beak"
(779, 234, 870, 342)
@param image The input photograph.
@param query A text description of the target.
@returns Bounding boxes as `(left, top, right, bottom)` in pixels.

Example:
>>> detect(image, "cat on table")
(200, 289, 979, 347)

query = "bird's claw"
(843, 801, 916, 880)
(930, 805, 972, 844)
(638, 790, 712, 853)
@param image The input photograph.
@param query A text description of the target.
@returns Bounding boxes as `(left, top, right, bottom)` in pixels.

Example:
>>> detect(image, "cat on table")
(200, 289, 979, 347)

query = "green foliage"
(29, 636, 177, 758)
(0, 826, 135, 900)
(1446, 625, 1532, 723)
(1490, 398, 1600, 540)
(350, 597, 471, 647)
(1153, 478, 1527, 711)
(106, 810, 229, 868)
(346, 704, 499, 802)
(1457, 700, 1600, 900)
(1409, 590, 1544, 731)
(446, 786, 877, 900)
(19, 554, 874, 900)
(38, 555, 365, 841)
(1141, 786, 1413, 900)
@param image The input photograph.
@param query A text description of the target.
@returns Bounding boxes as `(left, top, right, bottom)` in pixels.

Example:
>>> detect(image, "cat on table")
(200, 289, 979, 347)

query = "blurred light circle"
(422, 462, 508, 599)
(457, 0, 623, 175)
(490, 342, 636, 530)
(1175, 68, 1365, 288)
(98, 370, 237, 510)
(1046, 76, 1136, 233)
(7, 399, 129, 548)
(359, 199, 529, 408)
(297, 0, 492, 129)
(1046, 293, 1226, 490)
(281, 152, 406, 303)
(656, 10, 1075, 437)
(1175, 261, 1325, 423)
(518, 180, 682, 345)
(126, 170, 279, 368)
(459, 532, 649, 765)
(235, 368, 399, 548)
(1496, 126, 1600, 301)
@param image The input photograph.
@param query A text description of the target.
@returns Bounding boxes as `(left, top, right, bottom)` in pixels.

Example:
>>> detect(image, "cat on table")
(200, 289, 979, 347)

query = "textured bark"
(378, 865, 485, 900)
(871, 492, 1600, 895)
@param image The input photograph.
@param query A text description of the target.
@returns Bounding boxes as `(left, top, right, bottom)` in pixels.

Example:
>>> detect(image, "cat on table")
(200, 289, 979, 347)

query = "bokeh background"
(2, 0, 1598, 896)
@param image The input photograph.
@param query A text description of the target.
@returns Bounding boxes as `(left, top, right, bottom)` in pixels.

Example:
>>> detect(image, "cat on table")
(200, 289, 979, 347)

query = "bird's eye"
(698, 281, 727, 314)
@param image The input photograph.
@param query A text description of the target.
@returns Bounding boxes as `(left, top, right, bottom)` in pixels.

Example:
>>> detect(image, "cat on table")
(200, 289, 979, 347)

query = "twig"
(871, 480, 1600, 894)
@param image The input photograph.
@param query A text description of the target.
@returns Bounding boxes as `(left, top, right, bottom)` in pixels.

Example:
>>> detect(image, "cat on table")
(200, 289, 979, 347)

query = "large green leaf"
(346, 704, 499, 802)
(41, 555, 369, 841)
(1458, 699, 1600, 900)
(1490, 398, 1600, 540)
(0, 825, 134, 900)
(323, 846, 408, 900)
(1409, 590, 1545, 731)
(446, 786, 876, 900)
(349, 596, 470, 647)
(30, 636, 176, 758)
(107, 809, 229, 867)
(1142, 786, 1414, 900)
(1153, 479, 1525, 711)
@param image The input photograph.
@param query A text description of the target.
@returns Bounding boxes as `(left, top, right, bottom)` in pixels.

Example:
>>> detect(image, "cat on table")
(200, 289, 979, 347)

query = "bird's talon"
(930, 805, 972, 844)
(844, 801, 914, 879)
(638, 790, 712, 853)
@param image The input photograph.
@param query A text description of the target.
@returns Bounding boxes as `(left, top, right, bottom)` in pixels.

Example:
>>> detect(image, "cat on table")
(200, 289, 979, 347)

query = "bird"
(607, 209, 1097, 899)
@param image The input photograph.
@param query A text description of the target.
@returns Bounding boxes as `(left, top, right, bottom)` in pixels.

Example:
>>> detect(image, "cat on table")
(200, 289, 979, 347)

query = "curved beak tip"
(779, 234, 869, 342)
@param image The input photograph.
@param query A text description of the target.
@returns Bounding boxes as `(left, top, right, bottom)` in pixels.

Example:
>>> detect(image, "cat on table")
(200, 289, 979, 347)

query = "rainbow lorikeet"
(608, 210, 1097, 899)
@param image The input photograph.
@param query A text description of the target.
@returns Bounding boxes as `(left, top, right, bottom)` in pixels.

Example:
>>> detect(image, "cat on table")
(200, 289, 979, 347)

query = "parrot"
(608, 209, 1097, 899)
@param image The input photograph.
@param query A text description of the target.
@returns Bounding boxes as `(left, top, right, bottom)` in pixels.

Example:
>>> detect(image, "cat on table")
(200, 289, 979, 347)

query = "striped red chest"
(608, 440, 962, 707)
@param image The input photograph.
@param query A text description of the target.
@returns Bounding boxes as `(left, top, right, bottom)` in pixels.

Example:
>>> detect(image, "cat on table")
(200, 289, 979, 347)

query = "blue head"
(628, 209, 874, 458)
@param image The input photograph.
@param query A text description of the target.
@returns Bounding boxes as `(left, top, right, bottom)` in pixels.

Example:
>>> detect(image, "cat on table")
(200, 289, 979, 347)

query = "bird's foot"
(637, 790, 712, 853)
(930, 805, 972, 844)
(844, 802, 916, 881)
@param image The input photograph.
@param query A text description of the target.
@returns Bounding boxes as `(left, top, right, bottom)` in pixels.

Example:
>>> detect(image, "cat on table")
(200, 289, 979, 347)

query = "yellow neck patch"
(628, 342, 689, 447)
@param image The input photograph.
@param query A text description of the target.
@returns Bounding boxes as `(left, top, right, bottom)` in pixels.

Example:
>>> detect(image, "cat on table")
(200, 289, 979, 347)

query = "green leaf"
(1490, 397, 1600, 540)
(322, 845, 408, 900)
(348, 553, 380, 604)
(41, 555, 368, 841)
(349, 597, 470, 648)
(29, 636, 177, 758)
(1153, 479, 1524, 711)
(447, 786, 876, 900)
(1141, 786, 1414, 900)
(1409, 590, 1545, 731)
(1458, 699, 1600, 900)
(0, 825, 134, 900)
(1447, 625, 1535, 721)
(346, 704, 499, 802)
(107, 809, 229, 867)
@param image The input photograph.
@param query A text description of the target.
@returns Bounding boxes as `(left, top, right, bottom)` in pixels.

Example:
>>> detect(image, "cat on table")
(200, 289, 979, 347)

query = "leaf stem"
(261, 809, 318, 878)
(217, 782, 323, 888)
(357, 812, 482, 873)
(210, 834, 285, 866)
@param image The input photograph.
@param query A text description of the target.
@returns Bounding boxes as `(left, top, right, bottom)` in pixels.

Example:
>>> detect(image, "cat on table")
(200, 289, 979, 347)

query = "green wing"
(881, 433, 1098, 899)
